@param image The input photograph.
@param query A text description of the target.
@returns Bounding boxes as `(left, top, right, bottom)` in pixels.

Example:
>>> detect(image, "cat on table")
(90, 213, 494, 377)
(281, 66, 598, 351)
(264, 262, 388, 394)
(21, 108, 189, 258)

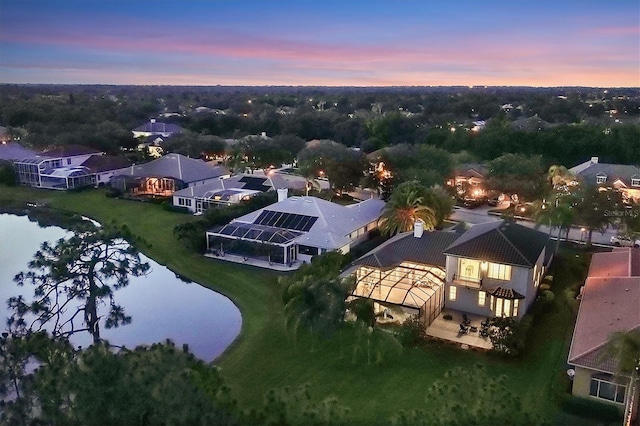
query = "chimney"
(277, 188, 288, 202)
(413, 219, 424, 238)
(150, 118, 156, 124)
(261, 131, 267, 138)
(591, 157, 599, 164)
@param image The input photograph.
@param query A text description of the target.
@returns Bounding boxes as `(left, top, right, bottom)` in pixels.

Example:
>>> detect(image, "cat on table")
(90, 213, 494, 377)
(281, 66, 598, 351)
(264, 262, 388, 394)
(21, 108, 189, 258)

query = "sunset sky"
(1, 0, 638, 87)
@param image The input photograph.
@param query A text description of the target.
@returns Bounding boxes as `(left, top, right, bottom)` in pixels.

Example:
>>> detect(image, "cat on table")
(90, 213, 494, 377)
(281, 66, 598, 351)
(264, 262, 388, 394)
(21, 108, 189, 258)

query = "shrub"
(488, 315, 533, 357)
(395, 315, 426, 347)
(539, 283, 551, 292)
(161, 201, 189, 214)
(560, 395, 622, 424)
(0, 160, 17, 186)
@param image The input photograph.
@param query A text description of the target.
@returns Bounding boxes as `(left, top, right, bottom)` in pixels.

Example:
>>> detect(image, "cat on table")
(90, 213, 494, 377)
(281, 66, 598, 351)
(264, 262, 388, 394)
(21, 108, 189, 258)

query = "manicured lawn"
(0, 186, 588, 424)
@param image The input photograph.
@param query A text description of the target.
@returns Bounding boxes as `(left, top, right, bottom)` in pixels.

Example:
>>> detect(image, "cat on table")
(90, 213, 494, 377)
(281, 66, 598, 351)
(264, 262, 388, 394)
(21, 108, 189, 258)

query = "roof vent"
(591, 156, 599, 164)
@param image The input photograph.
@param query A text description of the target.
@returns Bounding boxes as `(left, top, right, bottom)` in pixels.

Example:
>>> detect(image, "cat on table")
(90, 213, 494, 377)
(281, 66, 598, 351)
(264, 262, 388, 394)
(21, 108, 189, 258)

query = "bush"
(105, 187, 122, 198)
(395, 315, 426, 347)
(0, 160, 17, 186)
(560, 395, 622, 424)
(539, 283, 551, 292)
(488, 315, 533, 357)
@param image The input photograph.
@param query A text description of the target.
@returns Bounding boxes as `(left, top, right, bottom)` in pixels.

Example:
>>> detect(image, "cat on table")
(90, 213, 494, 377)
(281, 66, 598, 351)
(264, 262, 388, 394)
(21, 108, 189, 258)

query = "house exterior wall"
(445, 255, 535, 319)
(572, 366, 593, 400)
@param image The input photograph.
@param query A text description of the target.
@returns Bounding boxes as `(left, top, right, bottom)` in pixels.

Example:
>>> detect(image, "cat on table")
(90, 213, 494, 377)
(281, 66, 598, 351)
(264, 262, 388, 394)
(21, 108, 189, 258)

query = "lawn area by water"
(0, 185, 590, 424)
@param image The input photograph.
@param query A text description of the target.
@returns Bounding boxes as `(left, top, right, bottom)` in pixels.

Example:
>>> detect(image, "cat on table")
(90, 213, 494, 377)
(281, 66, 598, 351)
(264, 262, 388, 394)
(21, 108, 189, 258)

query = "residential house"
(443, 220, 552, 320)
(343, 221, 463, 326)
(447, 163, 488, 198)
(172, 173, 291, 214)
(81, 154, 132, 187)
(0, 142, 37, 161)
(568, 247, 640, 419)
(14, 145, 102, 190)
(131, 119, 183, 138)
(205, 193, 385, 270)
(570, 156, 640, 202)
(110, 153, 229, 197)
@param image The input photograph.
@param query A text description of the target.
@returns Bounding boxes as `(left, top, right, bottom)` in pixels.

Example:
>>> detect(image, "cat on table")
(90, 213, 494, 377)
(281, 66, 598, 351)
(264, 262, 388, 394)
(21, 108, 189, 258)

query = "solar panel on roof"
(254, 210, 318, 231)
(241, 177, 268, 191)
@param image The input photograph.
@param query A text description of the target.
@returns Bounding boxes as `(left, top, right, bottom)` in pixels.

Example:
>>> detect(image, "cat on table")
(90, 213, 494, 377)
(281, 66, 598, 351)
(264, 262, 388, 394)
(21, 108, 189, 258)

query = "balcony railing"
(452, 274, 482, 289)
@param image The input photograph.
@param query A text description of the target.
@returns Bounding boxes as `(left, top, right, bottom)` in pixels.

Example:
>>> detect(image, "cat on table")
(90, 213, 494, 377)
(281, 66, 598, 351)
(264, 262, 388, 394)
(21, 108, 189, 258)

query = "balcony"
(452, 273, 482, 289)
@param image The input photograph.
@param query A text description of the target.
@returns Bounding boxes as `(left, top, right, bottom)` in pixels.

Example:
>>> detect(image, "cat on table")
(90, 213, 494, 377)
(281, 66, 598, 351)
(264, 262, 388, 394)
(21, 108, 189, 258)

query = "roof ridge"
(495, 224, 535, 267)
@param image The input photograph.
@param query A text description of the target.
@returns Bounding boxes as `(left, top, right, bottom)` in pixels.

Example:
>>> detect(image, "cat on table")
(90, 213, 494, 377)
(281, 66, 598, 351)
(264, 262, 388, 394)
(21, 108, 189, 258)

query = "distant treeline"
(0, 85, 638, 166)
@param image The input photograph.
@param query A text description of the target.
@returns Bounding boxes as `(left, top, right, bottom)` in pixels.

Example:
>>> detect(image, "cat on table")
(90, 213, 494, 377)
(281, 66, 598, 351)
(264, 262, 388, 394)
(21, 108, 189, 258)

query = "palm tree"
(533, 197, 576, 253)
(379, 181, 437, 236)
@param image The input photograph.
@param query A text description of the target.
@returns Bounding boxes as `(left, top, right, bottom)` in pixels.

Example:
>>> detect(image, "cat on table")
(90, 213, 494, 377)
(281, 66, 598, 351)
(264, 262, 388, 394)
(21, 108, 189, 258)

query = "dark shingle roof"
(443, 220, 549, 268)
(486, 287, 525, 299)
(353, 230, 461, 269)
(132, 121, 183, 134)
(0, 143, 37, 161)
(576, 163, 640, 187)
(81, 155, 132, 173)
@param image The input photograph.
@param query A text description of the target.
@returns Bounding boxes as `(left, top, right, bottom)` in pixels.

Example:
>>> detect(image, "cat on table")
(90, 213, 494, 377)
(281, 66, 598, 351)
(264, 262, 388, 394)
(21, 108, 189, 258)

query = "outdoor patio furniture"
(462, 313, 471, 325)
(470, 325, 478, 333)
(458, 323, 469, 335)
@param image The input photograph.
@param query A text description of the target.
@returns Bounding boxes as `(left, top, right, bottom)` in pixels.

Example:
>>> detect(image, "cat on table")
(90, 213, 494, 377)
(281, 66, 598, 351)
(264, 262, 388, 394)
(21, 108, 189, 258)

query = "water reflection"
(0, 214, 241, 361)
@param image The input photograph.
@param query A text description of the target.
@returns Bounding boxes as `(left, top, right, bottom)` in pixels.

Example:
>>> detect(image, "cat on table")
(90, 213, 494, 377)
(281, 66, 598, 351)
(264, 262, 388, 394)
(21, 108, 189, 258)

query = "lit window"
(596, 175, 607, 184)
(513, 300, 519, 317)
(590, 374, 626, 404)
(487, 263, 512, 280)
(478, 291, 486, 306)
(449, 286, 457, 301)
(457, 258, 481, 281)
(495, 298, 503, 317)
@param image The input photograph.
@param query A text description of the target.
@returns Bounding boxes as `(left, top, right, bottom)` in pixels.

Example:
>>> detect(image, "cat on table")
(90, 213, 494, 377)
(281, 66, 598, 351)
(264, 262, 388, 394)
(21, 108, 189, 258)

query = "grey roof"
(443, 220, 549, 268)
(574, 162, 640, 187)
(132, 121, 183, 134)
(486, 287, 525, 299)
(215, 196, 385, 250)
(114, 153, 229, 184)
(453, 163, 487, 178)
(40, 145, 101, 158)
(352, 230, 461, 269)
(172, 173, 290, 198)
(0, 143, 37, 161)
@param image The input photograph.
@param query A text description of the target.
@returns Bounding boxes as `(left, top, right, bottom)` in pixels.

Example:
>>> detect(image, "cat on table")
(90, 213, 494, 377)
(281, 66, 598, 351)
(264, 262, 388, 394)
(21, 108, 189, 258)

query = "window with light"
(449, 286, 457, 301)
(487, 263, 512, 280)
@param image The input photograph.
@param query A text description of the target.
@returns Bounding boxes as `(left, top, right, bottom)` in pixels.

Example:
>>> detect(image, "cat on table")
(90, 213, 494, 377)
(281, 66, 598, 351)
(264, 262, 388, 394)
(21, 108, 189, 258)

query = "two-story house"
(443, 220, 552, 319)
(570, 156, 640, 202)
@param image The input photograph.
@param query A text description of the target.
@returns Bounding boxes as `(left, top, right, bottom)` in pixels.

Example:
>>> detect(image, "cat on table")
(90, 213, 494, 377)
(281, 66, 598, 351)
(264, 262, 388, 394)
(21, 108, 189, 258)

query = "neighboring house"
(443, 220, 552, 320)
(0, 142, 37, 161)
(0, 126, 13, 143)
(81, 154, 132, 187)
(131, 119, 183, 138)
(568, 247, 640, 415)
(172, 173, 291, 213)
(570, 156, 640, 202)
(14, 145, 102, 190)
(111, 153, 230, 197)
(342, 221, 463, 326)
(205, 193, 385, 270)
(447, 163, 488, 199)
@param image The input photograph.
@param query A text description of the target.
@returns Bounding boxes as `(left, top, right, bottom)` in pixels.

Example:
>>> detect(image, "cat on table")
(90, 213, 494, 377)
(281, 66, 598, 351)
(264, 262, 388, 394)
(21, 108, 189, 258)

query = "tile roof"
(114, 153, 229, 184)
(443, 220, 549, 268)
(351, 230, 461, 269)
(568, 248, 640, 373)
(486, 287, 525, 299)
(172, 173, 292, 198)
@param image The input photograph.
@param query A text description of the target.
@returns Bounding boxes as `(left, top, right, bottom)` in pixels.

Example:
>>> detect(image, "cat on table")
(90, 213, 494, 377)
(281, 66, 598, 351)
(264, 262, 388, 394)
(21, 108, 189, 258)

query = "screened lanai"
(351, 261, 446, 326)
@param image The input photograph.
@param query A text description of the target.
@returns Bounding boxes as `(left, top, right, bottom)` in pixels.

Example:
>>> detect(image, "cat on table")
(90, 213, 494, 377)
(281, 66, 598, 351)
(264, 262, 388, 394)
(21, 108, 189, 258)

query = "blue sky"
(0, 0, 638, 86)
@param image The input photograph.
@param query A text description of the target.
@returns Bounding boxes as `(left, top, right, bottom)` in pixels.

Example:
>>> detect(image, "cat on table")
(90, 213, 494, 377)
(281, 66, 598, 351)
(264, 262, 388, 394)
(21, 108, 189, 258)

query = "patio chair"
(458, 323, 469, 335)
(462, 313, 471, 326)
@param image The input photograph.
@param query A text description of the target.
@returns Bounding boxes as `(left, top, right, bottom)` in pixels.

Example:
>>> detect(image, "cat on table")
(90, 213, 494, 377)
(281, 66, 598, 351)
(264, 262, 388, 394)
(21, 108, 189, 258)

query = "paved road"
(451, 203, 618, 247)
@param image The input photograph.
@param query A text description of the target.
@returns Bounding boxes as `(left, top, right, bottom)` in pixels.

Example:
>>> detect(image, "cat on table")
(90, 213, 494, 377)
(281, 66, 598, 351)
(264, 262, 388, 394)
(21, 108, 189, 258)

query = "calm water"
(0, 214, 241, 361)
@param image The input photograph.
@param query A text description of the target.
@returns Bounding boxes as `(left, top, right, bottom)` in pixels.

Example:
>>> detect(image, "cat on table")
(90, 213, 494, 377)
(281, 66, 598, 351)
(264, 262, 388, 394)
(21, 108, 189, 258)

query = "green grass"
(0, 186, 589, 424)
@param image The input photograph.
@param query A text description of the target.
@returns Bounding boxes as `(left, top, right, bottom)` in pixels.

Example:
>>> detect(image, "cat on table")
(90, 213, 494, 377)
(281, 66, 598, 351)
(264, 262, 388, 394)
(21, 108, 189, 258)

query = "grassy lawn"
(0, 185, 590, 424)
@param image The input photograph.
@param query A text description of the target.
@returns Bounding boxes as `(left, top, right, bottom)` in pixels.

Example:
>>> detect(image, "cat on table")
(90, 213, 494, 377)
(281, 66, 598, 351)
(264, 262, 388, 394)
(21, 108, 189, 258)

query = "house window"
(596, 175, 607, 184)
(298, 245, 316, 256)
(632, 178, 640, 187)
(67, 158, 71, 165)
(590, 374, 626, 403)
(487, 263, 512, 281)
(491, 297, 519, 317)
(457, 258, 481, 281)
(449, 286, 457, 301)
(478, 291, 486, 306)
(533, 265, 540, 288)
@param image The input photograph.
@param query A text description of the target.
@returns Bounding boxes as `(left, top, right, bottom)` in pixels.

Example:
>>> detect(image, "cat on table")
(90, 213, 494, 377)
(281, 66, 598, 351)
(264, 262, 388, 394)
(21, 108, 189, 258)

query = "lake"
(0, 213, 241, 361)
